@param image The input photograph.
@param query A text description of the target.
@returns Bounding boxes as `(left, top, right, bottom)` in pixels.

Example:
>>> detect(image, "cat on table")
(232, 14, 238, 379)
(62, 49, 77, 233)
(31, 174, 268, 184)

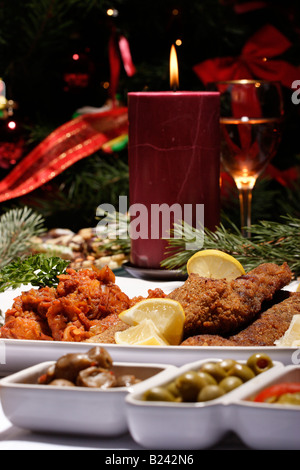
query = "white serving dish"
(230, 365, 300, 450)
(1, 338, 298, 377)
(125, 357, 284, 449)
(0, 360, 175, 437)
(0, 277, 299, 375)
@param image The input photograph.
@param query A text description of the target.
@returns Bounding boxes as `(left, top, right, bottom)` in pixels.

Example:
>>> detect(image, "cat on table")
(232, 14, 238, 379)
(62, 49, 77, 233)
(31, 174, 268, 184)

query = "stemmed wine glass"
(208, 80, 284, 237)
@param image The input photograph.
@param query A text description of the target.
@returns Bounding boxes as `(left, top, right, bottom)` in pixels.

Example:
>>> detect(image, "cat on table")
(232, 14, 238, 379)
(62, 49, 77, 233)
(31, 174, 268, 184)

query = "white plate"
(0, 359, 175, 437)
(125, 357, 285, 449)
(0, 277, 299, 374)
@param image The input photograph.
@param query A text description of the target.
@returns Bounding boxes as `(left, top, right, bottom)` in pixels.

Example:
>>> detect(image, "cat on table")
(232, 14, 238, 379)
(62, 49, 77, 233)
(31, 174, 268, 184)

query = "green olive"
(246, 353, 273, 375)
(219, 375, 243, 393)
(197, 384, 225, 402)
(219, 359, 237, 372)
(175, 371, 207, 401)
(143, 386, 176, 402)
(200, 362, 227, 382)
(227, 363, 255, 382)
(196, 371, 217, 385)
(166, 381, 181, 398)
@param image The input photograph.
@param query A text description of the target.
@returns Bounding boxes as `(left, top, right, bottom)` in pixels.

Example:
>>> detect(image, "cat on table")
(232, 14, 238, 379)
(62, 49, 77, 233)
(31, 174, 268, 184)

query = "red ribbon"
(109, 29, 136, 103)
(118, 35, 136, 77)
(0, 27, 135, 204)
(0, 107, 128, 203)
(193, 25, 299, 87)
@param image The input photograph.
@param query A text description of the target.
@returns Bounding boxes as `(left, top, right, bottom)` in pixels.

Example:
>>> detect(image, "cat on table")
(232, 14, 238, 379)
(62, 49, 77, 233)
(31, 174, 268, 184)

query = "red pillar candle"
(128, 90, 220, 269)
(128, 46, 220, 269)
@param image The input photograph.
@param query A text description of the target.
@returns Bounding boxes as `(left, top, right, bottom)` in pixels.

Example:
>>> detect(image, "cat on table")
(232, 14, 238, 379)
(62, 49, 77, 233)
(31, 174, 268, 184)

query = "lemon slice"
(296, 283, 300, 292)
(115, 319, 169, 346)
(275, 315, 300, 347)
(119, 298, 185, 345)
(187, 249, 245, 280)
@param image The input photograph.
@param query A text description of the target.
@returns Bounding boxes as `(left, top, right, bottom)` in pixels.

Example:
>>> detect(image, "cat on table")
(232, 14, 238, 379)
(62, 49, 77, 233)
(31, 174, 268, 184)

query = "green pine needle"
(0, 207, 45, 269)
(161, 215, 300, 276)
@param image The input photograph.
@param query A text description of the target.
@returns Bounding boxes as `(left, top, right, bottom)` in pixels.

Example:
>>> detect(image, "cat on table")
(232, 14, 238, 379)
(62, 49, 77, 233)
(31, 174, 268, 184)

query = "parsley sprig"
(0, 254, 70, 292)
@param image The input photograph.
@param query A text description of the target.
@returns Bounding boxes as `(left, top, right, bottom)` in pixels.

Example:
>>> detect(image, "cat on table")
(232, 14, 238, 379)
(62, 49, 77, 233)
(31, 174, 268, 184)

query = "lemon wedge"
(187, 249, 245, 280)
(296, 282, 300, 292)
(115, 319, 169, 346)
(118, 298, 185, 345)
(275, 315, 300, 347)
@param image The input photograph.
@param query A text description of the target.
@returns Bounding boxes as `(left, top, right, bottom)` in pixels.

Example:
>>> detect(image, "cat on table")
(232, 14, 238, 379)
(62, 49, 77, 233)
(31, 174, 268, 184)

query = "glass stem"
(238, 187, 252, 238)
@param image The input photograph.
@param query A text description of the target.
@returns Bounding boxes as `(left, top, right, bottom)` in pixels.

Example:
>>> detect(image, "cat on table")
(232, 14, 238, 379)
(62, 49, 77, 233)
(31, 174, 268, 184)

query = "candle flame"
(169, 45, 179, 91)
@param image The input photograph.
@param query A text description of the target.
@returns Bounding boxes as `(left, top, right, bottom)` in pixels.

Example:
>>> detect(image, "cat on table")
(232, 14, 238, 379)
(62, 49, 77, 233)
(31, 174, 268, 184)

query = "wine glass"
(208, 80, 284, 237)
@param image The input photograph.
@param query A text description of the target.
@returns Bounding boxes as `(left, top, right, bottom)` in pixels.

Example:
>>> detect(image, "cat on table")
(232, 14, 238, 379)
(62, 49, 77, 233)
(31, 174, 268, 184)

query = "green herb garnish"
(0, 254, 70, 292)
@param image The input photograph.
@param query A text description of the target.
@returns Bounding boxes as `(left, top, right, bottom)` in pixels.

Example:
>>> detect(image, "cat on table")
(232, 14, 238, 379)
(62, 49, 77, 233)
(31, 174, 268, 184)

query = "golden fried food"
(181, 292, 300, 347)
(181, 334, 236, 347)
(84, 315, 130, 344)
(0, 261, 296, 346)
(169, 262, 292, 338)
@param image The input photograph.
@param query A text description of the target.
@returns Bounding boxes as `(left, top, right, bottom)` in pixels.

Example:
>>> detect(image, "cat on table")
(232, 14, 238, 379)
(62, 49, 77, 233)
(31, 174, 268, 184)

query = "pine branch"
(96, 210, 130, 255)
(98, 211, 300, 276)
(161, 215, 300, 276)
(19, 152, 129, 231)
(0, 207, 45, 269)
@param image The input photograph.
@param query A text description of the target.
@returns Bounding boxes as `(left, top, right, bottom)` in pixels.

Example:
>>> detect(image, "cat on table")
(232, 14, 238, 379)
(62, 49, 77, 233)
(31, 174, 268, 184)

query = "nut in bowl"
(0, 347, 175, 437)
(125, 354, 283, 449)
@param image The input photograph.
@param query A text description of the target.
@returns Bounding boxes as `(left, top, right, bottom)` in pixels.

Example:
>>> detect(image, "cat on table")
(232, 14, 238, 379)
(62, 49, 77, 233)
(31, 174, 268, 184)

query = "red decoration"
(221, 164, 300, 201)
(233, 2, 268, 14)
(265, 164, 300, 187)
(64, 73, 90, 89)
(108, 28, 136, 103)
(193, 25, 299, 87)
(0, 107, 128, 203)
(219, 1, 268, 14)
(0, 140, 24, 169)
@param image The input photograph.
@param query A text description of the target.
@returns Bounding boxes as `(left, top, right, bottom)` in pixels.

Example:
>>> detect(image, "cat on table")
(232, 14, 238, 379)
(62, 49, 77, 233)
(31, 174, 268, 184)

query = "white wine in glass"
(210, 80, 284, 237)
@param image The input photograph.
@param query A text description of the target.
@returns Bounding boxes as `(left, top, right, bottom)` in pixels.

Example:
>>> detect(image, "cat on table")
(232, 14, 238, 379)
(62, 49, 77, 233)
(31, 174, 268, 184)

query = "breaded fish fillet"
(168, 262, 292, 337)
(181, 292, 300, 347)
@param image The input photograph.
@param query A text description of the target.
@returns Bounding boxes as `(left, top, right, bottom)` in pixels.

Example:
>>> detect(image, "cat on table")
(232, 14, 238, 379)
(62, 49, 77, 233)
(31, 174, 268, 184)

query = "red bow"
(193, 25, 299, 87)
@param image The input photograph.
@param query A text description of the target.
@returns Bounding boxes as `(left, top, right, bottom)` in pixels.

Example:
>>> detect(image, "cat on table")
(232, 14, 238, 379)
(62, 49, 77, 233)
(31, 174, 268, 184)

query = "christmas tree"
(0, 0, 299, 231)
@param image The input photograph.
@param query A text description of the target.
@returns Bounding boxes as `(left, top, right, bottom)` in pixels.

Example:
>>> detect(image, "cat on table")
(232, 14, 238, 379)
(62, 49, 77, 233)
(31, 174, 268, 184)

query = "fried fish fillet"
(181, 292, 300, 347)
(168, 262, 292, 337)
